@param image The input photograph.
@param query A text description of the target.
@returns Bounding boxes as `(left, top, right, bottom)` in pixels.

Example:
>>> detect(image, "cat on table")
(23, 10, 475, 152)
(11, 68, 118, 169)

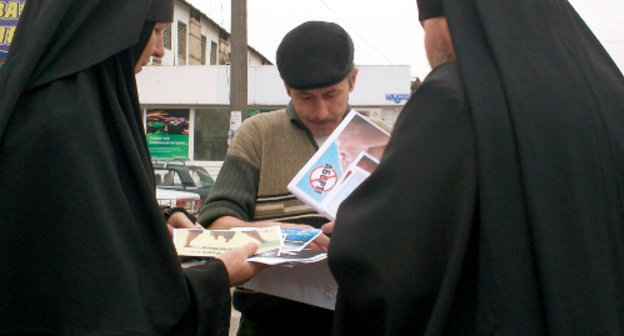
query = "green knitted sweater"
(198, 103, 327, 227)
(197, 103, 391, 328)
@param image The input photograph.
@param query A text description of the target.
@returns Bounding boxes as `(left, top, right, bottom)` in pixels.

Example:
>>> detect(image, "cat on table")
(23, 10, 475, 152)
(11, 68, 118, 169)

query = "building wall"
(137, 65, 411, 176)
(137, 65, 411, 110)
(153, 0, 270, 68)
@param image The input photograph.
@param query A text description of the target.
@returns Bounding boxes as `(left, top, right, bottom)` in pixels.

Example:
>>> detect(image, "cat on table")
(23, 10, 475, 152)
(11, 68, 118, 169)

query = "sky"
(186, 0, 624, 80)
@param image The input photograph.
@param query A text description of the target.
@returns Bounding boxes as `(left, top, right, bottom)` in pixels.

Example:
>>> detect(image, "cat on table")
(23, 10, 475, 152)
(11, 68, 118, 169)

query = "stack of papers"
(173, 226, 324, 265)
(248, 248, 327, 266)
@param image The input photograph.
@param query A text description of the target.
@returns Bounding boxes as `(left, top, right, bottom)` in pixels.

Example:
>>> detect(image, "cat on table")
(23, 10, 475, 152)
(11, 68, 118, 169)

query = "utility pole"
(230, 0, 247, 140)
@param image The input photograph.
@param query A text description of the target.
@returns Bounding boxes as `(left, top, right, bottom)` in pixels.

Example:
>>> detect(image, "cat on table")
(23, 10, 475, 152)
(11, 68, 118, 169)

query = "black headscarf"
(0, 0, 171, 138)
(0, 0, 227, 334)
(132, 1, 172, 66)
(417, 0, 444, 21)
(443, 0, 624, 332)
(329, 0, 624, 334)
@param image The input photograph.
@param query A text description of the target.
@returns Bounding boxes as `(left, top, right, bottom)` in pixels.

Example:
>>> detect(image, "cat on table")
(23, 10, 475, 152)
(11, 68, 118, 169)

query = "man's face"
(135, 22, 168, 74)
(288, 69, 358, 136)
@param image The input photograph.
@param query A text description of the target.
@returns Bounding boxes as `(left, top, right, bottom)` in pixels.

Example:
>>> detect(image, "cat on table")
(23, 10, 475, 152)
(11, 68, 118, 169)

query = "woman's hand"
(166, 211, 202, 236)
(217, 243, 266, 286)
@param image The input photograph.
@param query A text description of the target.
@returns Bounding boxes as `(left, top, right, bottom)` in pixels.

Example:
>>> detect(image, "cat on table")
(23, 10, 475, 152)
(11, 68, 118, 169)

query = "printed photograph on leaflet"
(248, 247, 327, 266)
(322, 151, 379, 219)
(287, 110, 390, 220)
(280, 227, 322, 252)
(173, 226, 282, 257)
(173, 226, 323, 261)
(248, 227, 325, 266)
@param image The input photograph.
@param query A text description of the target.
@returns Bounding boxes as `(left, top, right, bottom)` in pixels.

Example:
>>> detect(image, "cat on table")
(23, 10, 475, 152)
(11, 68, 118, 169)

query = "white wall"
(137, 65, 412, 107)
(165, 1, 189, 65)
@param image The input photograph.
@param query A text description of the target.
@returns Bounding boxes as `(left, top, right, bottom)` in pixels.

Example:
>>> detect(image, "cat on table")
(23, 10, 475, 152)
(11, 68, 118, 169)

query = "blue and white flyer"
(287, 110, 390, 220)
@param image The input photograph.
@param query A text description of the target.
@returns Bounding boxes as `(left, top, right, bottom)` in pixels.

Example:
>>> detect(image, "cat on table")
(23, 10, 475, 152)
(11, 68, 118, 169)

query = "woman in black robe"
(0, 1, 260, 334)
(328, 0, 624, 334)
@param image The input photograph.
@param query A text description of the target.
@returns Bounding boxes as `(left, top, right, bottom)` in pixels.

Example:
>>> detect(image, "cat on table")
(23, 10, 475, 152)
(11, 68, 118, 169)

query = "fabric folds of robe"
(329, 0, 624, 334)
(0, 0, 231, 334)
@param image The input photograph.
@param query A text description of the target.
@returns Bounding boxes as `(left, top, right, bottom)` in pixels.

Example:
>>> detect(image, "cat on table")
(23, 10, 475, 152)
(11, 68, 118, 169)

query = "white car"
(156, 188, 201, 215)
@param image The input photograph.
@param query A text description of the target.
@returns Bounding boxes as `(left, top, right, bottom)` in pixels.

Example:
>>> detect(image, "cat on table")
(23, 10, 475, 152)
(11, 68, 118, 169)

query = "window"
(188, 167, 215, 187)
(194, 109, 230, 161)
(163, 23, 171, 50)
(219, 38, 229, 65)
(155, 169, 183, 187)
(177, 21, 187, 65)
(210, 41, 217, 65)
(201, 35, 207, 65)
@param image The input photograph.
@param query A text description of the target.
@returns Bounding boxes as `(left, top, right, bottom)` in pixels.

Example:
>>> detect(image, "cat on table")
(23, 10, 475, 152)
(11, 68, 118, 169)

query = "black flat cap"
(276, 21, 354, 90)
(417, 0, 444, 21)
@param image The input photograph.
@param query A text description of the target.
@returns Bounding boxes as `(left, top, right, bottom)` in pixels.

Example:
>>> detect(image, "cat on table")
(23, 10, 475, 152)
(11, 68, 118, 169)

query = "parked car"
(152, 160, 215, 201)
(156, 187, 202, 215)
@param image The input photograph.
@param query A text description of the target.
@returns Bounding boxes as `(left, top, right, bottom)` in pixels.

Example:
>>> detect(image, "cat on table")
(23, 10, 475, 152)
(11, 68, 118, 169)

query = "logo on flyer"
(309, 164, 337, 194)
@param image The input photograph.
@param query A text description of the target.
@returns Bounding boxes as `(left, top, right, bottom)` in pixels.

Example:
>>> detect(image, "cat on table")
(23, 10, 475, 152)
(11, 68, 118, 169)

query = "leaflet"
(248, 248, 327, 266)
(280, 227, 323, 252)
(173, 226, 322, 259)
(173, 226, 282, 257)
(287, 110, 390, 220)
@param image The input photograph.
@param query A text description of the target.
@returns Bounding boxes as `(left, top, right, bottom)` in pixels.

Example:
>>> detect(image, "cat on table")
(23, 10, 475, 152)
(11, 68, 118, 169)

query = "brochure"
(173, 226, 322, 258)
(287, 110, 390, 220)
(242, 259, 337, 310)
(322, 151, 379, 218)
(173, 226, 282, 257)
(249, 248, 327, 266)
(280, 227, 322, 252)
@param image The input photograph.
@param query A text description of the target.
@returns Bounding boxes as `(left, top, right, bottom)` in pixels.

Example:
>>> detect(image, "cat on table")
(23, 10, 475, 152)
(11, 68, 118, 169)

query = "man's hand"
(166, 212, 202, 236)
(321, 221, 334, 235)
(217, 243, 266, 286)
(306, 232, 330, 252)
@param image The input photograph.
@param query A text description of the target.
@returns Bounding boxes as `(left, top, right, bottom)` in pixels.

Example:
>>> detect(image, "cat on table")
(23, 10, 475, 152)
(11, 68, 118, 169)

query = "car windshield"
(189, 167, 215, 188)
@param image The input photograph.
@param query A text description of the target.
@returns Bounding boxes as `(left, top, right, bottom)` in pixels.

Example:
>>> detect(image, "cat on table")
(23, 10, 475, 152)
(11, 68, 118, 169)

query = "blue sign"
(385, 93, 410, 104)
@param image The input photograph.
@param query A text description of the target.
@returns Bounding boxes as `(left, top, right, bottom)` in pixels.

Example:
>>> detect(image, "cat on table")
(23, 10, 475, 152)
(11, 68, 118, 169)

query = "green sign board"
(146, 109, 190, 159)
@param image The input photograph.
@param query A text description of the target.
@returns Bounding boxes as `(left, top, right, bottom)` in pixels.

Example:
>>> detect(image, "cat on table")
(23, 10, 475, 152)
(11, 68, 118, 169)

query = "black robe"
(0, 1, 231, 335)
(329, 0, 624, 334)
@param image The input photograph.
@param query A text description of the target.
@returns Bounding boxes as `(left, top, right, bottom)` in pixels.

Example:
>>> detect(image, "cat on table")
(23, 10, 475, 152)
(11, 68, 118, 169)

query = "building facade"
(138, 0, 411, 177)
(156, 0, 271, 67)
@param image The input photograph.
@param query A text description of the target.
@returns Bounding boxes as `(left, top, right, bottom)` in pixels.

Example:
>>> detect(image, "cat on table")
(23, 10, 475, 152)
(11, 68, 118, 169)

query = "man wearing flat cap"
(328, 0, 624, 334)
(198, 21, 387, 335)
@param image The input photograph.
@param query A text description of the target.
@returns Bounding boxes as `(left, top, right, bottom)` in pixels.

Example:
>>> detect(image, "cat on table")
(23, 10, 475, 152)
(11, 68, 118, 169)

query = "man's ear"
(282, 80, 292, 97)
(350, 67, 359, 92)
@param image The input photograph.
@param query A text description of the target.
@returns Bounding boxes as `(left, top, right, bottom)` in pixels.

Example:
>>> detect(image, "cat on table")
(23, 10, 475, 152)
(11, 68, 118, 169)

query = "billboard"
(146, 109, 191, 160)
(0, 1, 26, 67)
